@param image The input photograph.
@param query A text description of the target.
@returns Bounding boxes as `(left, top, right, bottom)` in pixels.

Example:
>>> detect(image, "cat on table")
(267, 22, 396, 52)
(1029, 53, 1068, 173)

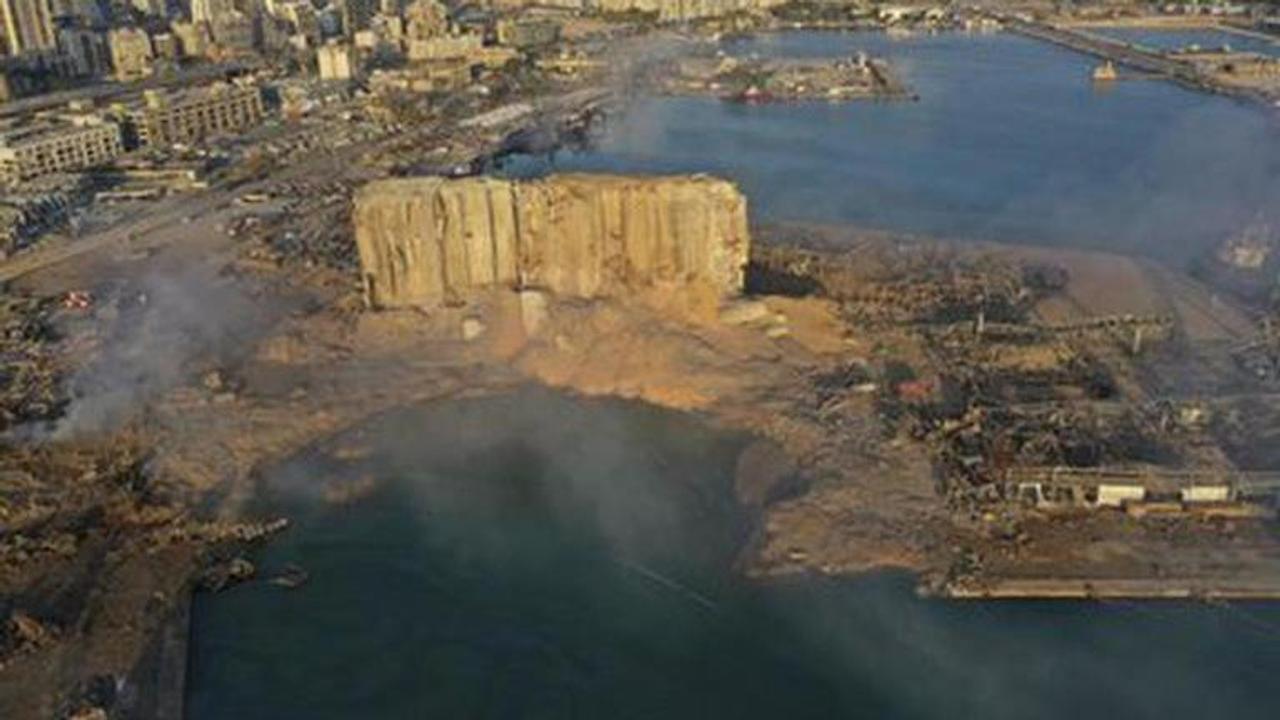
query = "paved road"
(0, 86, 611, 285)
(0, 61, 258, 119)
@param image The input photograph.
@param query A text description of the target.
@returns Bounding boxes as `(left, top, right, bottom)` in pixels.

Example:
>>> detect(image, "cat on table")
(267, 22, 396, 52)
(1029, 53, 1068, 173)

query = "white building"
(317, 41, 355, 80)
(108, 27, 154, 81)
(190, 0, 234, 24)
(0, 116, 123, 185)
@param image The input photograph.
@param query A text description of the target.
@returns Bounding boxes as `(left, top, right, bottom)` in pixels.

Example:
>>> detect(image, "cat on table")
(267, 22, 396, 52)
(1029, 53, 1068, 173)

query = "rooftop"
(0, 116, 116, 148)
(136, 80, 261, 111)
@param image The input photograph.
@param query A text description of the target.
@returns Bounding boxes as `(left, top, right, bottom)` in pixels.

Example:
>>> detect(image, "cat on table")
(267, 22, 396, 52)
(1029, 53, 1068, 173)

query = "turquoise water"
(508, 31, 1280, 264)
(186, 390, 1280, 719)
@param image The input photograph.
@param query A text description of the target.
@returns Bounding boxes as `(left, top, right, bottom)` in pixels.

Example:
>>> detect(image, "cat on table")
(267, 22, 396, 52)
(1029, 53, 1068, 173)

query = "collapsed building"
(353, 174, 750, 307)
(0, 115, 123, 186)
(751, 233, 1280, 523)
(124, 81, 266, 148)
(0, 173, 93, 256)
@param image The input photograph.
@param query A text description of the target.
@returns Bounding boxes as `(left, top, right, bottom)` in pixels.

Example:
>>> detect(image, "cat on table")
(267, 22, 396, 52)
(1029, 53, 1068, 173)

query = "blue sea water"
(187, 390, 1280, 719)
(188, 33, 1280, 719)
(507, 31, 1280, 265)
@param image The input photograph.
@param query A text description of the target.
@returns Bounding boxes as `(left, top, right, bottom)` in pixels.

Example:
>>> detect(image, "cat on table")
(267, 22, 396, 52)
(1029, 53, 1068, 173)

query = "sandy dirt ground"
(4, 174, 1280, 720)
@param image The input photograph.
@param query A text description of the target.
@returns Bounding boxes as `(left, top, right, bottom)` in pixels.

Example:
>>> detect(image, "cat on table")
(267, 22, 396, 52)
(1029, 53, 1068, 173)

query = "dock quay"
(942, 577, 1280, 600)
(998, 465, 1280, 506)
(1001, 18, 1275, 105)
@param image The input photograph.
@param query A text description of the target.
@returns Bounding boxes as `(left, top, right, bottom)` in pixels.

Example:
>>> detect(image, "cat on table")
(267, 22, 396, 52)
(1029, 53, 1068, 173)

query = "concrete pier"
(944, 577, 1280, 600)
(1002, 18, 1273, 105)
(125, 592, 192, 719)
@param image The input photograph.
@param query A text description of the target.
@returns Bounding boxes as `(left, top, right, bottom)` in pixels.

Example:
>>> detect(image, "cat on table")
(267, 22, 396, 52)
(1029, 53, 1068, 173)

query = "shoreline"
(140, 591, 190, 720)
(943, 578, 1280, 600)
(24, 216, 1277, 718)
(739, 20, 1280, 108)
(1002, 18, 1280, 106)
(1057, 15, 1280, 43)
(5, 20, 1280, 716)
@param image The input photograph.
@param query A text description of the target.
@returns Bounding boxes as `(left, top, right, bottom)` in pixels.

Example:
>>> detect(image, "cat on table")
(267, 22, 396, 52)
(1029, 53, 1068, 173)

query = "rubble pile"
(233, 178, 363, 272)
(925, 403, 1185, 503)
(801, 359, 886, 460)
(0, 442, 145, 581)
(1209, 396, 1280, 471)
(922, 328, 1116, 404)
(754, 240, 1223, 517)
(0, 173, 94, 258)
(1230, 318, 1280, 383)
(0, 435, 290, 715)
(1191, 217, 1280, 307)
(885, 319, 1188, 508)
(263, 205, 357, 272)
(749, 242, 1035, 326)
(0, 294, 67, 431)
(660, 53, 911, 102)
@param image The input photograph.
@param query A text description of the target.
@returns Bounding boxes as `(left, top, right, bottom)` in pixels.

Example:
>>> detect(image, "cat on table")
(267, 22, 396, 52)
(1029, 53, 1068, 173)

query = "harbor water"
(1092, 26, 1280, 57)
(189, 32, 1280, 719)
(507, 31, 1280, 265)
(187, 389, 1280, 719)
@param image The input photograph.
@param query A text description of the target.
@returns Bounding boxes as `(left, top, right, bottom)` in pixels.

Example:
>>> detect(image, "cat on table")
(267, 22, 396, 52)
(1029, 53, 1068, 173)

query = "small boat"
(1092, 61, 1118, 82)
(728, 85, 775, 104)
(268, 563, 310, 589)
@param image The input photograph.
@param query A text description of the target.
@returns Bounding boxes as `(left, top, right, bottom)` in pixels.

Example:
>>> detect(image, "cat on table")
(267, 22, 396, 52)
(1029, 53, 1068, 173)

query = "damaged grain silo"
(353, 173, 750, 307)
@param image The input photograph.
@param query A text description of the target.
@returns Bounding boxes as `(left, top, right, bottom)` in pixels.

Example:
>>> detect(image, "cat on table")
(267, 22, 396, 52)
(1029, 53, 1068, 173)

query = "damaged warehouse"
(748, 232, 1280, 526)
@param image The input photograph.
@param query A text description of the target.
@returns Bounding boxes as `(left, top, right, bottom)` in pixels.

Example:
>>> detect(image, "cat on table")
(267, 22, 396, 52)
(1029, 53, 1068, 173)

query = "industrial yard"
(658, 52, 911, 101)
